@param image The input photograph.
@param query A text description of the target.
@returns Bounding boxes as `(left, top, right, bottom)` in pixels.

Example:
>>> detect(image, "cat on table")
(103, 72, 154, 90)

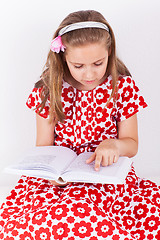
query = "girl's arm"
(116, 113, 138, 157)
(86, 114, 138, 171)
(36, 114, 69, 186)
(36, 114, 55, 146)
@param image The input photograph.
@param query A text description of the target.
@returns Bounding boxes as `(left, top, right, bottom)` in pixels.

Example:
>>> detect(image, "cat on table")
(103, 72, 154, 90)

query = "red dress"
(0, 76, 160, 240)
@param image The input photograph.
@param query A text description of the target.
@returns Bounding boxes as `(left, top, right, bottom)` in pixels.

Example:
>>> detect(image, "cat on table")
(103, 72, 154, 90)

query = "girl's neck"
(64, 75, 82, 90)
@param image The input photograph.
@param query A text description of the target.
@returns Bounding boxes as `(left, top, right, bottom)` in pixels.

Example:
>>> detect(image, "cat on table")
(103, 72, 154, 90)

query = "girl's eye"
(74, 65, 83, 69)
(94, 62, 103, 66)
(73, 62, 103, 68)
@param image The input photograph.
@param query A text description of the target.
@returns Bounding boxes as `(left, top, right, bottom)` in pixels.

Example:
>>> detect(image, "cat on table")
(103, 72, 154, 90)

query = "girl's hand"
(86, 139, 120, 171)
(49, 180, 71, 187)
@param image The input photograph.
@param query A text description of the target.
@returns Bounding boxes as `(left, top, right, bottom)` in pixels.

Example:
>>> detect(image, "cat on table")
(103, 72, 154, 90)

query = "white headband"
(58, 21, 109, 36)
(50, 21, 110, 53)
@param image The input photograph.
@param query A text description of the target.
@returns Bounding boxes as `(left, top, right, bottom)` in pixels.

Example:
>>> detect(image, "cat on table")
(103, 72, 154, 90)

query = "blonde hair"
(35, 10, 131, 123)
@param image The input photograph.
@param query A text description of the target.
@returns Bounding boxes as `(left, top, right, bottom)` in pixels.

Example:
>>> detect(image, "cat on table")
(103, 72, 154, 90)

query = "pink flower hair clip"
(50, 36, 66, 53)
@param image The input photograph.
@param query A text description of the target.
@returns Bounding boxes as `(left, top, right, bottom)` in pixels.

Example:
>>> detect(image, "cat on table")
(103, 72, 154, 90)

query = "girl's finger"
(101, 155, 109, 167)
(113, 155, 119, 163)
(86, 152, 96, 163)
(114, 156, 119, 162)
(95, 153, 102, 171)
(108, 155, 114, 165)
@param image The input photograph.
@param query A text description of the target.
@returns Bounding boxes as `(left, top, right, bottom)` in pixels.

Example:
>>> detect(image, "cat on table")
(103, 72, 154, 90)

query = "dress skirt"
(0, 166, 160, 240)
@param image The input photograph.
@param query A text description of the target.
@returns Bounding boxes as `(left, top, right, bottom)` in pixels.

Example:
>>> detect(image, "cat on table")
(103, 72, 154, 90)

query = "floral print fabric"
(26, 75, 147, 154)
(1, 75, 159, 239)
(0, 168, 160, 239)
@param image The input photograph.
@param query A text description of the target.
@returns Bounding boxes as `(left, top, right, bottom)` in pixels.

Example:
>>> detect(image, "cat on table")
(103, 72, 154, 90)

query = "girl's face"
(65, 41, 109, 91)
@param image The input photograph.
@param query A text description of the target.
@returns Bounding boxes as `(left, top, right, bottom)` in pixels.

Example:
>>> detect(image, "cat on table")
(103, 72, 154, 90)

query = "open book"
(5, 146, 133, 185)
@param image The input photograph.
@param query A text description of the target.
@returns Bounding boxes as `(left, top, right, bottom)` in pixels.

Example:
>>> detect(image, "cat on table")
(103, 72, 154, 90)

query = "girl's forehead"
(65, 42, 108, 63)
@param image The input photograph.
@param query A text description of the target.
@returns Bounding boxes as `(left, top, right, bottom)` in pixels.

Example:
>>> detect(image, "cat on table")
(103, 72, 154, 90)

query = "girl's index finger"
(94, 153, 102, 171)
(86, 152, 96, 164)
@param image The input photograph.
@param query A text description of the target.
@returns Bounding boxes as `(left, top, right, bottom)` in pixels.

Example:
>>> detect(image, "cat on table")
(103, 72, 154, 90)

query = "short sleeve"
(115, 76, 148, 122)
(26, 87, 50, 119)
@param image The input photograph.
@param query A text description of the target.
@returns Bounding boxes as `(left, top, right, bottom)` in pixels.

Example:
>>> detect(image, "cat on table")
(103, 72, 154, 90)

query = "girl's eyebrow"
(69, 57, 106, 65)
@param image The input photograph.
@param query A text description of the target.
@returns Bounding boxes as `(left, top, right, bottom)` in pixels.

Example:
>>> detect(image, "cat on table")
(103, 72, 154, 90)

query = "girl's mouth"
(85, 80, 96, 84)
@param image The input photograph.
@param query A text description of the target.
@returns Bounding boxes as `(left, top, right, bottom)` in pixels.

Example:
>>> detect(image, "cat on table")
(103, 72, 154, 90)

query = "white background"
(0, 0, 160, 188)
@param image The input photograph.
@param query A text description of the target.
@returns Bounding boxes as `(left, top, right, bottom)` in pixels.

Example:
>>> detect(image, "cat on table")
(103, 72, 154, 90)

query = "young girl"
(0, 10, 160, 240)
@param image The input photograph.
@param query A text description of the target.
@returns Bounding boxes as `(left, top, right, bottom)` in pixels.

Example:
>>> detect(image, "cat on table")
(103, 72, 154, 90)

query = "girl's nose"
(84, 68, 95, 80)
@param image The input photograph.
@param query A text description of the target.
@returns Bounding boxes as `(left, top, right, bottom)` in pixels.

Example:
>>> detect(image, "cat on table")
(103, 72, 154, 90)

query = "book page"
(5, 146, 77, 179)
(62, 152, 133, 184)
